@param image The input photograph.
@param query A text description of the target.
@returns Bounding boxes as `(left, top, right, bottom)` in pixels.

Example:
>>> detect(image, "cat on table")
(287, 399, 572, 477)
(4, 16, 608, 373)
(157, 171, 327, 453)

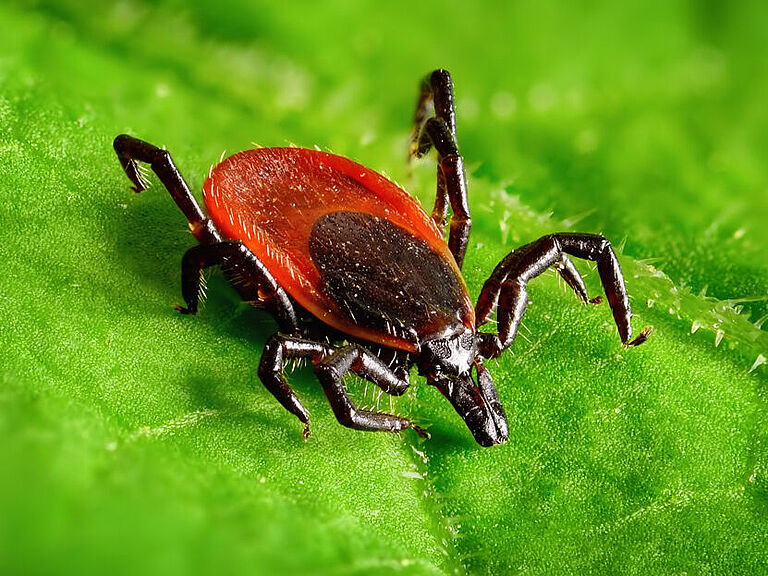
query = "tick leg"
(367, 346, 414, 385)
(410, 70, 471, 269)
(258, 335, 333, 439)
(554, 255, 590, 304)
(114, 134, 220, 245)
(315, 344, 426, 437)
(259, 336, 421, 439)
(178, 241, 299, 333)
(476, 233, 646, 358)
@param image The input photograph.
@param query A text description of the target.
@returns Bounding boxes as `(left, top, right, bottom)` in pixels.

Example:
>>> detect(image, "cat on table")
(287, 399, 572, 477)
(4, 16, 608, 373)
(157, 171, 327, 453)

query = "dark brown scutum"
(309, 211, 468, 342)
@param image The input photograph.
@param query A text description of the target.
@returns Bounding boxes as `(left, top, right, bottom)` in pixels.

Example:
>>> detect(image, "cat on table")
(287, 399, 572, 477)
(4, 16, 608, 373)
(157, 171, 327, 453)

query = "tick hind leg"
(115, 135, 299, 333)
(259, 335, 425, 440)
(475, 233, 650, 358)
(410, 70, 471, 269)
(113, 134, 220, 245)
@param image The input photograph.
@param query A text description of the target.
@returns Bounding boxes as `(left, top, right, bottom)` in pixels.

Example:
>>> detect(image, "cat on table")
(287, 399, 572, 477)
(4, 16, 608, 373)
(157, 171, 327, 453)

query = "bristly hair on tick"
(196, 269, 208, 307)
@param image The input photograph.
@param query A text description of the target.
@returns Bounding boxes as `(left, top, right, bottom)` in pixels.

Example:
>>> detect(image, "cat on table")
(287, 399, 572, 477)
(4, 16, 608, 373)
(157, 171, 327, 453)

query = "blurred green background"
(1, 1, 766, 574)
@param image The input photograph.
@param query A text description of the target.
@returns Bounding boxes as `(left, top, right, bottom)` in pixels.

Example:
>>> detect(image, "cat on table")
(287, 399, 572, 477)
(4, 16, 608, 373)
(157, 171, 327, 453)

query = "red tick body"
(114, 69, 647, 446)
(203, 148, 474, 352)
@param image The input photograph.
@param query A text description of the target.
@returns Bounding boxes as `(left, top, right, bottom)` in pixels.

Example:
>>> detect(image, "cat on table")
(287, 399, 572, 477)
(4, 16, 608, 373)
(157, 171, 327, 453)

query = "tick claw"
(410, 423, 431, 439)
(589, 295, 603, 305)
(174, 303, 192, 315)
(302, 424, 311, 441)
(627, 325, 652, 347)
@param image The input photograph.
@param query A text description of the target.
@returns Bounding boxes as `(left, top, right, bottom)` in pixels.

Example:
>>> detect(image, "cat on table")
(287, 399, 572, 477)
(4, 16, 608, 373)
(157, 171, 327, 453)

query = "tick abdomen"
(203, 147, 473, 350)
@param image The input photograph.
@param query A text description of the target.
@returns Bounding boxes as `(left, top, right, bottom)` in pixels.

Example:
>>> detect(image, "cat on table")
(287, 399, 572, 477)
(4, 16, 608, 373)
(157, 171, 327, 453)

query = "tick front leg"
(476, 233, 649, 358)
(410, 70, 471, 269)
(113, 134, 220, 245)
(258, 336, 423, 440)
(315, 345, 427, 437)
(178, 241, 299, 333)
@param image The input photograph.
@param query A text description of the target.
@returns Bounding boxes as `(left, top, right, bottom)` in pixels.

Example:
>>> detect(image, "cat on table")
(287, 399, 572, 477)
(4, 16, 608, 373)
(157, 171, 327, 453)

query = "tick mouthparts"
(434, 366, 509, 446)
(474, 362, 509, 445)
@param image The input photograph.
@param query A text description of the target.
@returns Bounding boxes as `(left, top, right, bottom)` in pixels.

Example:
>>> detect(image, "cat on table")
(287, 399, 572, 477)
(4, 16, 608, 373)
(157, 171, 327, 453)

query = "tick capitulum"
(114, 69, 647, 447)
(418, 328, 508, 446)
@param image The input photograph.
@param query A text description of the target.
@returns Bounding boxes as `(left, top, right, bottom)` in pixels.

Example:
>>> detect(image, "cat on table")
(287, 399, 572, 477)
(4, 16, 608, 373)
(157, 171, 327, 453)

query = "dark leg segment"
(554, 255, 590, 303)
(410, 70, 471, 269)
(178, 241, 299, 333)
(476, 233, 646, 358)
(258, 336, 332, 439)
(258, 335, 423, 439)
(114, 134, 220, 245)
(315, 345, 426, 436)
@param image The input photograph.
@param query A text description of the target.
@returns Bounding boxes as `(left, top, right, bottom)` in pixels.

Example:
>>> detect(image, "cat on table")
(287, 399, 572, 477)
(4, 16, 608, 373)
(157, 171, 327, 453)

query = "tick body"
(115, 69, 648, 447)
(204, 148, 473, 351)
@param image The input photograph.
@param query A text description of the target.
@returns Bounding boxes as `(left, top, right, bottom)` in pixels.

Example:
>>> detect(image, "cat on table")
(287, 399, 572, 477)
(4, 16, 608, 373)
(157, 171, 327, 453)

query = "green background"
(1, 1, 766, 574)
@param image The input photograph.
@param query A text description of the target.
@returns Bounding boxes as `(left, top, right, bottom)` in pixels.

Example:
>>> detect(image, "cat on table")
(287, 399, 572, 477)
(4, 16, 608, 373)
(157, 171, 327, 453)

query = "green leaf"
(1, 1, 766, 574)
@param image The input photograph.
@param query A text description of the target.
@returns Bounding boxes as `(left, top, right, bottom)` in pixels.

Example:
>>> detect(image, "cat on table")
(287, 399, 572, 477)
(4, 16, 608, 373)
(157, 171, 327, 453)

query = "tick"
(114, 69, 648, 446)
